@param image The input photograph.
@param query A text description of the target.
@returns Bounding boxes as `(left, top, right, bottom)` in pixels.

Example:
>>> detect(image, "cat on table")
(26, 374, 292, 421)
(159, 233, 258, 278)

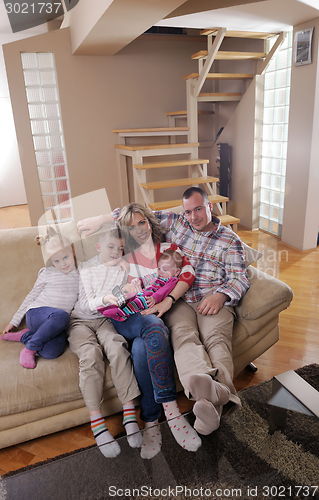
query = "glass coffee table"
(268, 369, 319, 433)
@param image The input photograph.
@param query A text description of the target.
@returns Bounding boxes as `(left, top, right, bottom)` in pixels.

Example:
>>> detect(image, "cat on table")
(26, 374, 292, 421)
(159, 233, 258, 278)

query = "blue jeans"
(111, 313, 176, 422)
(21, 307, 69, 359)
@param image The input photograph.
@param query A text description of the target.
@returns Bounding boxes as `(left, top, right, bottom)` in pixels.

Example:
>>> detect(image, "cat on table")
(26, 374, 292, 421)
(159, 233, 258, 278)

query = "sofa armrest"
(235, 266, 293, 321)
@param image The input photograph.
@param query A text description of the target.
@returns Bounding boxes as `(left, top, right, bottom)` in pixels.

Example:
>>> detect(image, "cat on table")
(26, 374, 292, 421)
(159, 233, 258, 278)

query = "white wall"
(0, 27, 46, 208)
(210, 78, 258, 228)
(281, 16, 319, 250)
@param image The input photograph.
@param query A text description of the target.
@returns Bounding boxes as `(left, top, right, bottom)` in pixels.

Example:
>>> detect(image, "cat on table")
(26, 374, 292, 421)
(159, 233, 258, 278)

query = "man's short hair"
(182, 187, 209, 204)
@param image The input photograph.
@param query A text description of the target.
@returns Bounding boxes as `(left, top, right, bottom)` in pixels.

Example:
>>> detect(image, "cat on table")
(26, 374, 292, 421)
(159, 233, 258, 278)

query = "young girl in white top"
(1, 227, 79, 369)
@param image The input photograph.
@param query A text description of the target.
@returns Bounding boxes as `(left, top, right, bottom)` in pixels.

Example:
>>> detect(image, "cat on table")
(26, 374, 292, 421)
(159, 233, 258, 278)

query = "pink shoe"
(1, 329, 28, 342)
(19, 348, 37, 369)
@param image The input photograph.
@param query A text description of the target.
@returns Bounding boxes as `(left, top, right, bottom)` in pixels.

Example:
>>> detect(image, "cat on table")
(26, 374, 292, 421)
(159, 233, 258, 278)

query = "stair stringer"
(210, 75, 263, 230)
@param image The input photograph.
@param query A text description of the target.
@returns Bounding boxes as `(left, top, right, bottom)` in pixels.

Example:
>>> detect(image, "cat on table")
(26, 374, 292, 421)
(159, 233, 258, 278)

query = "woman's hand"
(2, 323, 14, 335)
(141, 296, 172, 318)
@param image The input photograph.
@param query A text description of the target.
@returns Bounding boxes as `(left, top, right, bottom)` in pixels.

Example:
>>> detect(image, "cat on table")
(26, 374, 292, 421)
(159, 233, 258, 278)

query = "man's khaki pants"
(164, 299, 241, 409)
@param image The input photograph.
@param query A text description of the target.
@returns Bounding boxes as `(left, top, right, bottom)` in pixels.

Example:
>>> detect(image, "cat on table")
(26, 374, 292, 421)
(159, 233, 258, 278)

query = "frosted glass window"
(33, 136, 48, 150)
(21, 53, 38, 69)
(259, 30, 292, 236)
(23, 71, 40, 86)
(40, 180, 54, 194)
(36, 151, 50, 165)
(31, 120, 47, 134)
(42, 195, 56, 209)
(22, 52, 72, 221)
(49, 136, 63, 149)
(26, 87, 43, 103)
(43, 88, 58, 102)
(54, 165, 66, 177)
(58, 193, 69, 204)
(38, 166, 52, 180)
(47, 120, 61, 134)
(40, 70, 56, 85)
(38, 53, 54, 68)
(28, 104, 45, 119)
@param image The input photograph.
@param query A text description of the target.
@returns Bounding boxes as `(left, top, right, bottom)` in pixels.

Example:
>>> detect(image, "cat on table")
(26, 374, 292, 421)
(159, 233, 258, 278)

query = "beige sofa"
(0, 223, 293, 449)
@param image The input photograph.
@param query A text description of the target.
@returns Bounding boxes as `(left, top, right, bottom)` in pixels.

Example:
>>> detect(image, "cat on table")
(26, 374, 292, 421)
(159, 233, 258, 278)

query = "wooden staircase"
(113, 28, 285, 231)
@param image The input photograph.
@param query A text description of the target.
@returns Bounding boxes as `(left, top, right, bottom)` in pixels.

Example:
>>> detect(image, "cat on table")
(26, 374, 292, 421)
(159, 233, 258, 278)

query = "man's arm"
(216, 237, 250, 306)
(77, 213, 116, 236)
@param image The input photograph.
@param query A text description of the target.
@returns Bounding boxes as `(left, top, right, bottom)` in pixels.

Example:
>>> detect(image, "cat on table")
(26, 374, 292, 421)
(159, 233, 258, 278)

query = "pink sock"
(1, 329, 28, 342)
(19, 347, 37, 369)
(163, 401, 202, 452)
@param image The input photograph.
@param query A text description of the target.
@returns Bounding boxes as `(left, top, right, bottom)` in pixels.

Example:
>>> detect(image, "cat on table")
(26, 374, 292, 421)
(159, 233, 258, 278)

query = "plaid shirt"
(154, 211, 249, 305)
(112, 208, 249, 305)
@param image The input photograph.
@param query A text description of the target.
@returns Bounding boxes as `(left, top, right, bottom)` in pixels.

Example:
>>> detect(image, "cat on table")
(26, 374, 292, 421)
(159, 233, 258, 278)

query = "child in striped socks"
(69, 227, 143, 458)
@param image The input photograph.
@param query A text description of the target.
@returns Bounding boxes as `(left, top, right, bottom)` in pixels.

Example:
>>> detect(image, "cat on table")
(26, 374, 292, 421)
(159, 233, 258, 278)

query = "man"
(152, 187, 250, 434)
(77, 187, 250, 435)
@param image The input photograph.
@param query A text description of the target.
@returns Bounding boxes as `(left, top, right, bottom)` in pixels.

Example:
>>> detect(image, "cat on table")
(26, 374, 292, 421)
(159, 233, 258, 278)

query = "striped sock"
(90, 413, 120, 458)
(123, 404, 143, 448)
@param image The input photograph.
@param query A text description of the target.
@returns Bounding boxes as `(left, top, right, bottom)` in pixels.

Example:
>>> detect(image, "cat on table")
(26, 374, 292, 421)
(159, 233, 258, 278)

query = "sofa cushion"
(0, 342, 112, 416)
(242, 242, 263, 267)
(235, 266, 293, 321)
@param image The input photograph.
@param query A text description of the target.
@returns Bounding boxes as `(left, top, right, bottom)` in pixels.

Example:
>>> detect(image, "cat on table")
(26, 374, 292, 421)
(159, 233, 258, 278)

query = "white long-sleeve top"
(10, 266, 79, 327)
(71, 256, 127, 321)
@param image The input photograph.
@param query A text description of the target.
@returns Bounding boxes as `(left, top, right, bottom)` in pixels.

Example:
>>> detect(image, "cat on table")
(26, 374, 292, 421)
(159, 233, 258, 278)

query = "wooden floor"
(0, 205, 318, 475)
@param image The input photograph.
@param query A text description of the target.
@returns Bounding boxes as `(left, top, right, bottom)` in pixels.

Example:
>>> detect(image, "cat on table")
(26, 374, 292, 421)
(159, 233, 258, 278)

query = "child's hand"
(3, 323, 14, 335)
(122, 280, 141, 298)
(102, 294, 119, 306)
(145, 296, 156, 308)
(117, 259, 129, 272)
(131, 278, 142, 290)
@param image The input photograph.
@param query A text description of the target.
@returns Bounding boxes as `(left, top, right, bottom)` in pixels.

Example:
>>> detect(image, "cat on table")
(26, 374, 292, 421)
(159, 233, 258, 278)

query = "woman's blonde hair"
(117, 203, 163, 252)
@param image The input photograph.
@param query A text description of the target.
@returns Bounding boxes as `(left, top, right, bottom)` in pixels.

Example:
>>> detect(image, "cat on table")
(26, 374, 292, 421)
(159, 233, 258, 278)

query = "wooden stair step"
(217, 214, 240, 226)
(141, 176, 218, 190)
(115, 142, 199, 151)
(113, 127, 188, 135)
(184, 72, 253, 80)
(198, 93, 242, 102)
(134, 159, 209, 170)
(166, 110, 214, 117)
(191, 50, 266, 60)
(148, 194, 229, 210)
(200, 29, 277, 39)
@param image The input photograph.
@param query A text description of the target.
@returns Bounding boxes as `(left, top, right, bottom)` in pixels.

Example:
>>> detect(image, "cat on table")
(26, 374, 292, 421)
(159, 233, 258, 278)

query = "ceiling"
(1, 0, 319, 50)
(156, 0, 319, 33)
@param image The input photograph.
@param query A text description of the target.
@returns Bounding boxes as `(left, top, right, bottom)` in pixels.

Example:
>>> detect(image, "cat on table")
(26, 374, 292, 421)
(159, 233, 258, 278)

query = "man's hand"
(141, 296, 172, 318)
(197, 292, 228, 315)
(2, 323, 14, 335)
(77, 215, 107, 237)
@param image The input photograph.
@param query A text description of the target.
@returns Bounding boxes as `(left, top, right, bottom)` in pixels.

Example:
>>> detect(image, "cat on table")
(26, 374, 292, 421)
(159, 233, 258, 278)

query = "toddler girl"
(98, 249, 182, 321)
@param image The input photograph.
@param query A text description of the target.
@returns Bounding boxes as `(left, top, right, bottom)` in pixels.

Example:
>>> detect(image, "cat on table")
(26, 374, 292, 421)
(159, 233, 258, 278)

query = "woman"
(112, 203, 201, 459)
